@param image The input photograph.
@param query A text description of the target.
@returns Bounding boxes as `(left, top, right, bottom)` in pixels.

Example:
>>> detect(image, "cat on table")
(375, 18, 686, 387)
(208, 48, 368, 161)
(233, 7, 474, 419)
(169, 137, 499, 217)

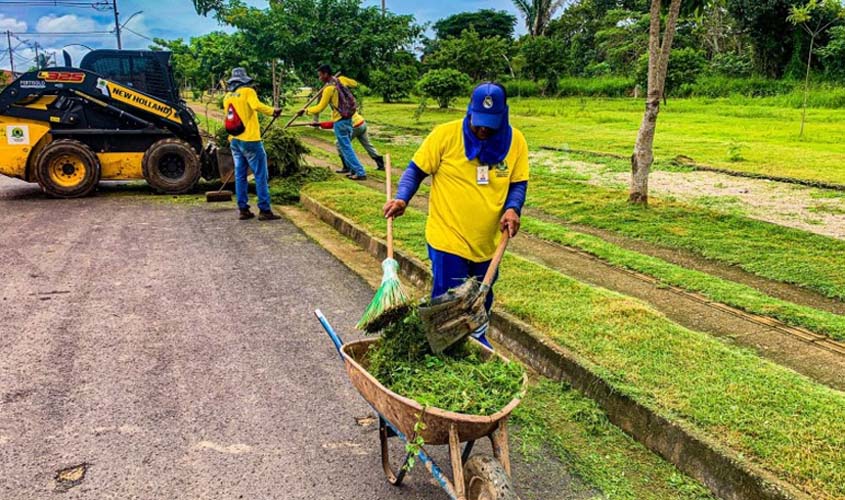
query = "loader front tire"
(143, 138, 201, 194)
(34, 139, 101, 198)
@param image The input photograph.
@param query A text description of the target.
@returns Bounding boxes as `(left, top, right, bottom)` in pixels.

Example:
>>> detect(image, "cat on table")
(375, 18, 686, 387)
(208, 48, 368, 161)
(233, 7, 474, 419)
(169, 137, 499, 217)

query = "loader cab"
(78, 50, 180, 103)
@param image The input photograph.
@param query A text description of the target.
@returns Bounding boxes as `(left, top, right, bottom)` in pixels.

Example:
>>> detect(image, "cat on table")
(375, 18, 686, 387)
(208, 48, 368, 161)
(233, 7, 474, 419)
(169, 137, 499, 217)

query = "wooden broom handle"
(482, 230, 510, 286)
(284, 72, 342, 128)
(385, 154, 394, 259)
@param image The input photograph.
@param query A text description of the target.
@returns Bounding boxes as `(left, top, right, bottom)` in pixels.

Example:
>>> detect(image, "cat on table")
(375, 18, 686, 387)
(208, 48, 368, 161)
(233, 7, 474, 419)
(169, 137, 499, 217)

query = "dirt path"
(0, 177, 591, 499)
(301, 134, 845, 317)
(301, 144, 845, 392)
(533, 150, 845, 240)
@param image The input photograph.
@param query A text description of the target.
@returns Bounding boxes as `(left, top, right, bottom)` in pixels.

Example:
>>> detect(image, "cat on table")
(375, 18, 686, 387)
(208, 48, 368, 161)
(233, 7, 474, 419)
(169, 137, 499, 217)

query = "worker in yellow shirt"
(383, 83, 529, 348)
(296, 64, 377, 181)
(223, 67, 282, 221)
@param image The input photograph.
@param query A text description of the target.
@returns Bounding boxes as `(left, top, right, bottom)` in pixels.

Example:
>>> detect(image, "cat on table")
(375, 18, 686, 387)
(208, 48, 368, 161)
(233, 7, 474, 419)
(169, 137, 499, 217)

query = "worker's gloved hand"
(500, 208, 520, 237)
(273, 108, 282, 118)
(383, 199, 407, 219)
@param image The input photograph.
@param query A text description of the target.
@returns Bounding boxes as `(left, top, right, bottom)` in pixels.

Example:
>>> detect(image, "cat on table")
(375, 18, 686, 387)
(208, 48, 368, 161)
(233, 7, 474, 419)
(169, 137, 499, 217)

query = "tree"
(424, 28, 511, 81)
(727, 0, 802, 77)
(369, 51, 419, 102)
(512, 0, 568, 36)
(817, 25, 845, 79)
(190, 0, 422, 84)
(417, 69, 472, 108)
(629, 0, 684, 205)
(433, 9, 517, 40)
(787, 0, 845, 136)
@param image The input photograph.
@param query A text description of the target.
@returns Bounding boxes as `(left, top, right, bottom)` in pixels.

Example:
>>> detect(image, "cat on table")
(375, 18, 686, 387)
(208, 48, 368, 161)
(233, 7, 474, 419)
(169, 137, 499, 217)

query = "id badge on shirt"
(477, 166, 490, 185)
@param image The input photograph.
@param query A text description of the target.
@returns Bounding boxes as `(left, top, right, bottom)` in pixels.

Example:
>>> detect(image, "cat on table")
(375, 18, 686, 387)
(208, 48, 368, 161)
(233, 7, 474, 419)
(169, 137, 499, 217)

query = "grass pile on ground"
(366, 309, 524, 416)
(302, 178, 845, 499)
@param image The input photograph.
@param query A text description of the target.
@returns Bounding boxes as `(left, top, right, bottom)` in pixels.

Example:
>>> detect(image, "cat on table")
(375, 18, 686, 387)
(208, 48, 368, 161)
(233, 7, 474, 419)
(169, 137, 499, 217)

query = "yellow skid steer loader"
(0, 50, 220, 198)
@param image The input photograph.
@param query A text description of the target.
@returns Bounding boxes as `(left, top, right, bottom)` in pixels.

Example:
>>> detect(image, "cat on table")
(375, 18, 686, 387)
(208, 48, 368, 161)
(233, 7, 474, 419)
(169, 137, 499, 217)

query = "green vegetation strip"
(514, 380, 713, 500)
(303, 177, 845, 500)
(519, 217, 845, 341)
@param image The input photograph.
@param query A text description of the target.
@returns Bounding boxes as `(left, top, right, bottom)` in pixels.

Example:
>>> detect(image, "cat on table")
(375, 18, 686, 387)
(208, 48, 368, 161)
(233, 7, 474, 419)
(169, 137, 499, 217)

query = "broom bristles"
(357, 258, 411, 333)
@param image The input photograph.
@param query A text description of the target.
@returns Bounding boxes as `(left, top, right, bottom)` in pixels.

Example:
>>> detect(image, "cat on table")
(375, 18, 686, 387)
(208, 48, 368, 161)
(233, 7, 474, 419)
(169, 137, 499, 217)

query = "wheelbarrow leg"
(379, 416, 411, 486)
(461, 440, 475, 465)
(488, 418, 511, 476)
(449, 424, 466, 500)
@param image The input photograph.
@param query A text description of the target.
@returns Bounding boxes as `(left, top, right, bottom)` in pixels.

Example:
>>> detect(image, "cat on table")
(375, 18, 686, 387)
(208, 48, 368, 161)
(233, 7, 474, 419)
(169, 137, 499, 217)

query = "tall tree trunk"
(629, 0, 683, 205)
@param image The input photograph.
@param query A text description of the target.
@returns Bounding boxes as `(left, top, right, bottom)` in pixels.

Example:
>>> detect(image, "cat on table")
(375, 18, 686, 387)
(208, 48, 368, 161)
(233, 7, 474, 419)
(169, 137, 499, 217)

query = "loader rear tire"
(143, 138, 200, 194)
(34, 139, 101, 198)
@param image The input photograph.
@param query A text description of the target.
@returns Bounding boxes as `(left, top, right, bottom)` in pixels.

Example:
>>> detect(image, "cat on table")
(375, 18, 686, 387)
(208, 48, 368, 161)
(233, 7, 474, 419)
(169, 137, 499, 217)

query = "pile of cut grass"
(366, 309, 524, 416)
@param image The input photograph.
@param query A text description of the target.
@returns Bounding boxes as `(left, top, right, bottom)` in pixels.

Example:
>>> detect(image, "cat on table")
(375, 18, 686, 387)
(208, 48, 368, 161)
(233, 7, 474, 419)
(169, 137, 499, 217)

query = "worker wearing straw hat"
(224, 67, 282, 221)
(383, 82, 529, 348)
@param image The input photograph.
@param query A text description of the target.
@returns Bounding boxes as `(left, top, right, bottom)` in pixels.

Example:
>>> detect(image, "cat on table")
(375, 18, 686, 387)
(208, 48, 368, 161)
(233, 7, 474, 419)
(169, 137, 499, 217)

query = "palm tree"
(512, 0, 567, 36)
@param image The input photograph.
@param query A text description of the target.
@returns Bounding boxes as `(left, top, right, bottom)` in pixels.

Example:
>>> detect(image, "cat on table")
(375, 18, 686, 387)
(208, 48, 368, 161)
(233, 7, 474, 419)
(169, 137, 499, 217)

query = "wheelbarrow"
(315, 309, 526, 500)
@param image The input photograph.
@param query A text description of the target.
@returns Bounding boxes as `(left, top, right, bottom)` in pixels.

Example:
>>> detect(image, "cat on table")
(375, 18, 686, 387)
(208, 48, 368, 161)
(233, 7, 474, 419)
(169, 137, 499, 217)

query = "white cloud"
(0, 14, 27, 32)
(35, 14, 110, 34)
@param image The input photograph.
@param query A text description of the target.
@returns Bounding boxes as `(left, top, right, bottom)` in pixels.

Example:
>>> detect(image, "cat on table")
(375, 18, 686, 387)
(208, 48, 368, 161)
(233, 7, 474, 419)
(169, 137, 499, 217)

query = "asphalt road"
(0, 177, 463, 499)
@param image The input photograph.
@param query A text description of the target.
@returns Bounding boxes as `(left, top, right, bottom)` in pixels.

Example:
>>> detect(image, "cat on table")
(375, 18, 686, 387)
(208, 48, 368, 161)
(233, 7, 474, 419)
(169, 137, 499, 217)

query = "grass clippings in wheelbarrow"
(366, 309, 524, 416)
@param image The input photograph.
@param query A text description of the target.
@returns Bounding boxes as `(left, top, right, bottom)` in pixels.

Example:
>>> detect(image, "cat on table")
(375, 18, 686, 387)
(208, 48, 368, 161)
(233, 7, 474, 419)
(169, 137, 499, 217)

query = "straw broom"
(356, 154, 411, 333)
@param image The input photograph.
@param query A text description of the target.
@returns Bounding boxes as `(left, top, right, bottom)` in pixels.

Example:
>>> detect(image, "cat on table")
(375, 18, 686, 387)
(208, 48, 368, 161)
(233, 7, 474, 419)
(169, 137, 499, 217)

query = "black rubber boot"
(239, 208, 255, 220)
(374, 155, 385, 171)
(336, 155, 351, 174)
(258, 210, 282, 221)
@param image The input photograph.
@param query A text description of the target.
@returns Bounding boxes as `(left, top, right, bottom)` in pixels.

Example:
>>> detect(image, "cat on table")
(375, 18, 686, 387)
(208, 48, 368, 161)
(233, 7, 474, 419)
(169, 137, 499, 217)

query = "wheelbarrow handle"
(314, 309, 345, 357)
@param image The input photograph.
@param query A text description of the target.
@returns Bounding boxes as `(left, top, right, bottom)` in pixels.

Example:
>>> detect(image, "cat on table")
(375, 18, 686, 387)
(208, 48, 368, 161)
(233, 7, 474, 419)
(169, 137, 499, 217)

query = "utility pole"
(382, 0, 385, 16)
(6, 31, 13, 73)
(112, 0, 122, 50)
(34, 42, 40, 69)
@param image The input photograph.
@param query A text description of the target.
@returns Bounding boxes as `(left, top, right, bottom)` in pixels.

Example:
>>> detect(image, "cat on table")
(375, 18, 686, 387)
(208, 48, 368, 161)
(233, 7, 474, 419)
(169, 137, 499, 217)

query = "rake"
(419, 230, 510, 353)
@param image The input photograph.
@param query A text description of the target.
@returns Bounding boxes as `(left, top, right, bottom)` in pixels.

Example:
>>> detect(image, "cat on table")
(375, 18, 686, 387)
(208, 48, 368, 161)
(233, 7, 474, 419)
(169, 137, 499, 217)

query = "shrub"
(369, 64, 419, 102)
(637, 48, 706, 97)
(708, 53, 754, 78)
(556, 76, 635, 97)
(682, 76, 796, 98)
(424, 27, 510, 81)
(417, 69, 472, 108)
(503, 79, 541, 97)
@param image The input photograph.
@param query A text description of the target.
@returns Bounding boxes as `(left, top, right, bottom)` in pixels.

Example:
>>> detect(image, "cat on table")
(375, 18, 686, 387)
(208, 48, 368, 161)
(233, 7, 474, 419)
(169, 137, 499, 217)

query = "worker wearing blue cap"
(384, 82, 529, 348)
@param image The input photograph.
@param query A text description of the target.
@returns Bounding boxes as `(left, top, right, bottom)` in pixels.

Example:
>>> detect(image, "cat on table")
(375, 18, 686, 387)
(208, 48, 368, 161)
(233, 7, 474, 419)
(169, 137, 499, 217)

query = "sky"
(0, 0, 525, 72)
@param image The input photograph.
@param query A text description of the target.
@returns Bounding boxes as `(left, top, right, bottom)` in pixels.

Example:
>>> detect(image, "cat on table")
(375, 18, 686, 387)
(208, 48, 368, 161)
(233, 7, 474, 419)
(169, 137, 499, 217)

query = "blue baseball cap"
(469, 83, 507, 130)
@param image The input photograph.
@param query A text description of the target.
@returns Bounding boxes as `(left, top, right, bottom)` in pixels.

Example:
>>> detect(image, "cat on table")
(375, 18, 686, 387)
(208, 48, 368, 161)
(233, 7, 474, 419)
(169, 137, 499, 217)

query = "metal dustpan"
(420, 231, 510, 354)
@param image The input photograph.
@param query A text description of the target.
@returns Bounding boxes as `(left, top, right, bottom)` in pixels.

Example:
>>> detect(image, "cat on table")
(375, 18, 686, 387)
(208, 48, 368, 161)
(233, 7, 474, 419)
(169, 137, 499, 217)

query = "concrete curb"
(300, 193, 810, 500)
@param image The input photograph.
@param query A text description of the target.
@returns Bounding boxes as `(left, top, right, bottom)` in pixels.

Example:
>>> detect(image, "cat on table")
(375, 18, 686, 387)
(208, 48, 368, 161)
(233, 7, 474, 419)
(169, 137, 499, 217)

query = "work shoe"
(239, 209, 255, 220)
(348, 174, 367, 181)
(374, 156, 385, 171)
(258, 210, 282, 221)
(336, 156, 350, 174)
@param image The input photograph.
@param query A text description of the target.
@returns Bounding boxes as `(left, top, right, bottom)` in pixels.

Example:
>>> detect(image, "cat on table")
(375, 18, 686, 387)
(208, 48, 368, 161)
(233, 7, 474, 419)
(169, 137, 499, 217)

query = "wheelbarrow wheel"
(463, 455, 518, 500)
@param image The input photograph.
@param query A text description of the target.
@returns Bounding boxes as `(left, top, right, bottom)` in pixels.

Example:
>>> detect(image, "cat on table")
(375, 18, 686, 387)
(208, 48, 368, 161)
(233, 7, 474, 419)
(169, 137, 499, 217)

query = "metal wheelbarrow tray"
(315, 310, 526, 500)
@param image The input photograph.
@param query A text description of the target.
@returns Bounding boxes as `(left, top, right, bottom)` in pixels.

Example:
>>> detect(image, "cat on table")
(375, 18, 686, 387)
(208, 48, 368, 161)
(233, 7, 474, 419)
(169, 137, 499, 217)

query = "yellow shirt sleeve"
(510, 129, 530, 183)
(412, 125, 449, 175)
(338, 76, 358, 88)
(245, 87, 274, 116)
(307, 86, 335, 115)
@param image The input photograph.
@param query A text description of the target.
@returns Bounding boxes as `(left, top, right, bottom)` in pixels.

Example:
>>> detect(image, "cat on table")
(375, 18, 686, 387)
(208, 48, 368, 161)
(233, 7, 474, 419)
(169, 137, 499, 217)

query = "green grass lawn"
(302, 177, 845, 500)
(351, 97, 845, 185)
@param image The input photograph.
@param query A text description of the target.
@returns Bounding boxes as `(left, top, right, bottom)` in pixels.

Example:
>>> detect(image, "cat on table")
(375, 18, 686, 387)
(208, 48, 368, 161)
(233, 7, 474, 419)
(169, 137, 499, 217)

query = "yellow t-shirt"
(306, 76, 365, 125)
(413, 119, 529, 262)
(223, 86, 274, 142)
